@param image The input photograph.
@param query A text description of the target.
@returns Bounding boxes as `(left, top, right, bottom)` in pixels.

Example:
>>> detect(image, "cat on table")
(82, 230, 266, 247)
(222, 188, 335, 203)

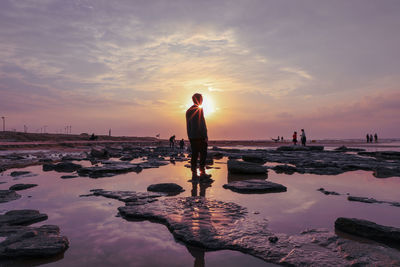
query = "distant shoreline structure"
(0, 131, 399, 150)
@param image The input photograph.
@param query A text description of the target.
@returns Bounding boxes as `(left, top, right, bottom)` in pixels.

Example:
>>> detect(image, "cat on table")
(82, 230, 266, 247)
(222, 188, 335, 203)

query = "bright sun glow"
(186, 94, 216, 117)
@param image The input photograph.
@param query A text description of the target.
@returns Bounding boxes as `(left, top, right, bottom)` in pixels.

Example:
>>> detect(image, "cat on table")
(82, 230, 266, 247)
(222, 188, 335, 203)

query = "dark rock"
(268, 236, 278, 243)
(335, 217, 400, 246)
(373, 167, 400, 178)
(227, 160, 268, 174)
(334, 146, 365, 152)
(317, 188, 340, 195)
(120, 155, 134, 161)
(242, 154, 267, 164)
(9, 184, 38, 191)
(77, 164, 142, 178)
(60, 175, 79, 179)
(53, 162, 82, 173)
(147, 183, 184, 195)
(10, 171, 31, 177)
(348, 195, 400, 207)
(272, 164, 298, 174)
(277, 145, 324, 151)
(223, 179, 287, 194)
(0, 225, 69, 258)
(90, 147, 109, 159)
(0, 190, 21, 203)
(358, 151, 400, 160)
(0, 210, 48, 226)
(42, 164, 55, 171)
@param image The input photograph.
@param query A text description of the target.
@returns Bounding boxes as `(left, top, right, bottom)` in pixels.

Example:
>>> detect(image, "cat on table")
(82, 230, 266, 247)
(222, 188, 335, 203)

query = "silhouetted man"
(186, 93, 210, 178)
(169, 135, 175, 148)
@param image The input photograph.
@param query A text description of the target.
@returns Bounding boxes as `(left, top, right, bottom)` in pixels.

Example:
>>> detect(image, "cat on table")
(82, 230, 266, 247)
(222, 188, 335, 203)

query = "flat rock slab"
(147, 183, 184, 195)
(92, 190, 400, 266)
(335, 217, 400, 246)
(9, 184, 38, 191)
(277, 145, 324, 151)
(0, 225, 69, 258)
(77, 164, 142, 178)
(0, 190, 21, 203)
(223, 179, 287, 194)
(227, 159, 268, 174)
(0, 210, 48, 226)
(10, 171, 31, 177)
(348, 195, 400, 207)
(90, 189, 163, 205)
(242, 154, 267, 164)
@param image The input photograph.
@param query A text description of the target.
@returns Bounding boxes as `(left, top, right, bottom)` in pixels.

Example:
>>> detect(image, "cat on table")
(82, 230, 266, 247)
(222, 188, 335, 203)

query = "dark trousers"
(189, 138, 207, 172)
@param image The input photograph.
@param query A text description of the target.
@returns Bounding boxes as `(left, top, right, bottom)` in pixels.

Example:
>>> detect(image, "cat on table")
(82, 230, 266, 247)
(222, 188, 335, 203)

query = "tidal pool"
(1, 155, 399, 266)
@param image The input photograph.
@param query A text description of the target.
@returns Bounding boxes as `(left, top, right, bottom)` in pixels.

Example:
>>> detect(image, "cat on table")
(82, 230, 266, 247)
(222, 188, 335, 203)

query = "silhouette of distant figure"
(366, 134, 370, 143)
(179, 138, 185, 150)
(169, 135, 175, 148)
(281, 136, 284, 141)
(369, 134, 373, 144)
(374, 133, 378, 143)
(186, 93, 210, 178)
(89, 133, 98, 141)
(292, 131, 297, 145)
(301, 129, 307, 146)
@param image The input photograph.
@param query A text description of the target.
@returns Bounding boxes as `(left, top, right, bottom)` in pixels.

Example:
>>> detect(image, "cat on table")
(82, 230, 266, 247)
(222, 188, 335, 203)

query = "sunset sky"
(1, 0, 399, 139)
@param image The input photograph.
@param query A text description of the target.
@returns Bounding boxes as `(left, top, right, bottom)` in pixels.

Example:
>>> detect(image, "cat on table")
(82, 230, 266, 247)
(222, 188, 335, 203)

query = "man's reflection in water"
(186, 177, 213, 267)
(191, 177, 212, 197)
(186, 245, 205, 267)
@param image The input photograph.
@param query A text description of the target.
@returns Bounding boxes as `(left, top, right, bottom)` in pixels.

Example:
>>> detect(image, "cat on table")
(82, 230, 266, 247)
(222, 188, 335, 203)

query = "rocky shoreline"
(0, 143, 399, 265)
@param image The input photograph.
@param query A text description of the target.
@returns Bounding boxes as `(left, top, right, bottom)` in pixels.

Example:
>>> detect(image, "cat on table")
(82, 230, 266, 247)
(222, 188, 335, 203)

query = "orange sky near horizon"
(1, 1, 400, 140)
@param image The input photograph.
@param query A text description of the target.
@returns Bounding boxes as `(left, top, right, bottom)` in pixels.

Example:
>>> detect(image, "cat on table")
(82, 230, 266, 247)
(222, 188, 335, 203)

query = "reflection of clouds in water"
(283, 200, 316, 214)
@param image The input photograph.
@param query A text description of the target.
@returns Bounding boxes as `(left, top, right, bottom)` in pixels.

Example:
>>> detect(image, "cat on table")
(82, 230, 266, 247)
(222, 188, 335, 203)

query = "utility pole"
(1, 117, 5, 132)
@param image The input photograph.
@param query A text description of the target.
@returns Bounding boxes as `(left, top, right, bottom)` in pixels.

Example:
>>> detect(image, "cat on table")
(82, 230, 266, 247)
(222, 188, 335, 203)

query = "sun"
(185, 94, 216, 117)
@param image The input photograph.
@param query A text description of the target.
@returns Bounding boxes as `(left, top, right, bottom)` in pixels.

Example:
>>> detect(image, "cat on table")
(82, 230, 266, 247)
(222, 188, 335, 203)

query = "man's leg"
(190, 139, 200, 174)
(199, 139, 208, 174)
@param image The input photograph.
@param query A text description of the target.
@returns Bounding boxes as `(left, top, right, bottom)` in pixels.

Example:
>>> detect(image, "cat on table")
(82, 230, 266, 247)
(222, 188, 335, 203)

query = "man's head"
(192, 93, 203, 106)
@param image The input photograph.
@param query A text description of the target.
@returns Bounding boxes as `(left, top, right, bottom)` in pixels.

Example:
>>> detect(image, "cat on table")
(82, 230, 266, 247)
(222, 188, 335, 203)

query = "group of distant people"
(366, 133, 378, 143)
(169, 135, 185, 150)
(292, 129, 307, 146)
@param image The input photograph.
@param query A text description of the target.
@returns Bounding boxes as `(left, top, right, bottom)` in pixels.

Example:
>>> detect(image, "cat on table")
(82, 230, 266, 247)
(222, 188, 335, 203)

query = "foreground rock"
(373, 167, 400, 178)
(335, 217, 400, 246)
(77, 163, 142, 178)
(0, 190, 21, 203)
(10, 171, 31, 177)
(348, 196, 400, 207)
(91, 189, 400, 266)
(9, 184, 38, 191)
(334, 146, 365, 152)
(0, 210, 48, 226)
(147, 183, 184, 195)
(223, 179, 287, 194)
(0, 210, 69, 259)
(42, 162, 82, 173)
(227, 160, 268, 174)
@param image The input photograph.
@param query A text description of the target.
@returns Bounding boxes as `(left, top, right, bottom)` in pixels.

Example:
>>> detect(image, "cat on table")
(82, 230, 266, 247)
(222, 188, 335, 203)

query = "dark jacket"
(186, 105, 207, 139)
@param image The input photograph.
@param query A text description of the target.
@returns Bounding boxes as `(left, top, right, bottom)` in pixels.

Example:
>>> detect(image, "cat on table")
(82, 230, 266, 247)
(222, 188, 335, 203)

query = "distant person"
(179, 138, 185, 150)
(169, 135, 175, 148)
(301, 129, 307, 146)
(292, 131, 297, 145)
(374, 133, 378, 143)
(89, 133, 97, 141)
(186, 93, 211, 179)
(366, 134, 369, 143)
(370, 134, 373, 144)
(281, 136, 284, 141)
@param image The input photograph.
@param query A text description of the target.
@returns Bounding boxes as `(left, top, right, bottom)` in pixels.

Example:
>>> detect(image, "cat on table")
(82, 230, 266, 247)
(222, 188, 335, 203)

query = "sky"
(0, 0, 399, 140)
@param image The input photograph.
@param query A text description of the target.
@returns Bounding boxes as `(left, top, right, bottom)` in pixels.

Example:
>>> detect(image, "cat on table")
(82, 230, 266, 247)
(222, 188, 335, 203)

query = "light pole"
(1, 117, 5, 132)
